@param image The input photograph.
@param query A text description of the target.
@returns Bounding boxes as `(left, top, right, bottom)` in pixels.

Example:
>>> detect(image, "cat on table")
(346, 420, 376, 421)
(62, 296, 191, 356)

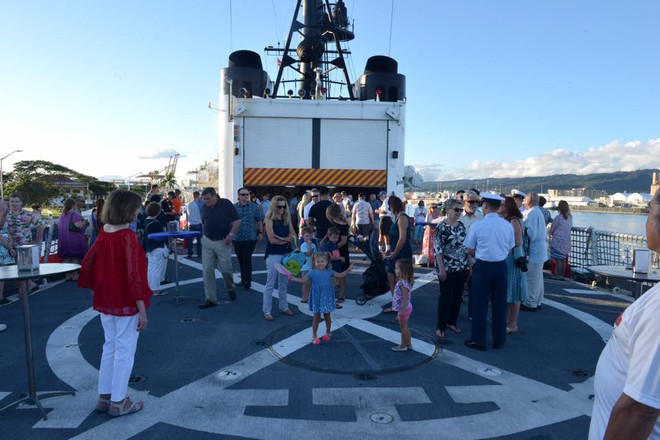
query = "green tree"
(4, 175, 59, 205)
(5, 160, 117, 205)
(160, 172, 178, 190)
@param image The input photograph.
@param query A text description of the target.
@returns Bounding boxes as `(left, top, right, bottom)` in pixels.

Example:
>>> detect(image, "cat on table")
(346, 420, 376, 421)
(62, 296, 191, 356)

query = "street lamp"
(126, 173, 141, 191)
(0, 149, 23, 200)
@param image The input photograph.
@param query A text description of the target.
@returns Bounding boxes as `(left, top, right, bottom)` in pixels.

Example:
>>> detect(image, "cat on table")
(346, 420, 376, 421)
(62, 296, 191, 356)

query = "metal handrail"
(564, 226, 658, 269)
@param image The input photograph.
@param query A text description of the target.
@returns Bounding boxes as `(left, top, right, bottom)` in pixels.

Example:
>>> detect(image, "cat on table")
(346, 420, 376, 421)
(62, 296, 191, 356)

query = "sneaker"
(0, 323, 7, 332)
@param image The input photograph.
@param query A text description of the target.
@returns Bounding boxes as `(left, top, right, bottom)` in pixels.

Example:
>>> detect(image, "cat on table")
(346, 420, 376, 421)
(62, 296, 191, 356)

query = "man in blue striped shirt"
(233, 187, 264, 290)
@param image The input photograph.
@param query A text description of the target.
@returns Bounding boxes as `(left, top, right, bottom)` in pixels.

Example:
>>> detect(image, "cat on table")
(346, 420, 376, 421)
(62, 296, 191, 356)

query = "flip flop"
(447, 325, 462, 334)
(322, 334, 331, 342)
(335, 303, 343, 309)
(336, 298, 345, 303)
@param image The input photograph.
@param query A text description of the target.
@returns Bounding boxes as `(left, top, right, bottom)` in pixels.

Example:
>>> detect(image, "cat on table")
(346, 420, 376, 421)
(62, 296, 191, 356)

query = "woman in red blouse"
(78, 190, 151, 417)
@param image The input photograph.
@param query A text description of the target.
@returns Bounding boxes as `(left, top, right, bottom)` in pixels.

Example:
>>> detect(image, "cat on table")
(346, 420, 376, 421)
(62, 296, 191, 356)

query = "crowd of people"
(0, 185, 586, 347)
(1, 183, 657, 435)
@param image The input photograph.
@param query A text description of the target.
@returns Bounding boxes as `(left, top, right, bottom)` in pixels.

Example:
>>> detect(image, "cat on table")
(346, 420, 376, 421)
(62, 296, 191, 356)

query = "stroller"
(349, 236, 390, 305)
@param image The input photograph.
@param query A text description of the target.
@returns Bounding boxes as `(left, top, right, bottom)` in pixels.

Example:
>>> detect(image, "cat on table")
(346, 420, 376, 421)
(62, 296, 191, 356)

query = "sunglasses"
(452, 208, 463, 213)
(238, 193, 249, 196)
(311, 195, 319, 198)
(277, 205, 287, 209)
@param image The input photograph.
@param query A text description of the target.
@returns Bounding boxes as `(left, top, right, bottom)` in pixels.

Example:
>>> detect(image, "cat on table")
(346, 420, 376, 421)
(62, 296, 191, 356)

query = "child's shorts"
(395, 306, 413, 321)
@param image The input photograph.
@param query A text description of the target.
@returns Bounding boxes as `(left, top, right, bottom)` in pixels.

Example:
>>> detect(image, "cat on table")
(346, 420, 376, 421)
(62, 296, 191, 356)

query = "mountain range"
(421, 169, 657, 195)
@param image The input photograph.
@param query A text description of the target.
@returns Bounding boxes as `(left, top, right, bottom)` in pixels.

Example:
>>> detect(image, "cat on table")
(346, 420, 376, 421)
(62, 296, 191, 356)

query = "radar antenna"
(266, 0, 355, 100)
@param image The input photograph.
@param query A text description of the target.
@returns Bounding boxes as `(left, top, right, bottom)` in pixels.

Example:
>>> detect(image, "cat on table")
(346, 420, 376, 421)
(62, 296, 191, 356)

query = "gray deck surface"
(0, 245, 633, 439)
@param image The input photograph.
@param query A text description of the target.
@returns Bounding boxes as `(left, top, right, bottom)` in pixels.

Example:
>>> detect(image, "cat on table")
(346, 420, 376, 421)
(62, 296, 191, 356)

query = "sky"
(1, 0, 659, 185)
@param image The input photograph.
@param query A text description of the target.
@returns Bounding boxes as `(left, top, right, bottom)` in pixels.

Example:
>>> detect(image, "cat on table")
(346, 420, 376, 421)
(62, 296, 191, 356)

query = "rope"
(388, 0, 395, 56)
(271, 0, 282, 46)
(229, 0, 234, 51)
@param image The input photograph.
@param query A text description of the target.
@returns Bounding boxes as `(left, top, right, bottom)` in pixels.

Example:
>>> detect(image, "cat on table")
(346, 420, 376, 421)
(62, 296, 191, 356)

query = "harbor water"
(557, 211, 647, 237)
(406, 205, 647, 237)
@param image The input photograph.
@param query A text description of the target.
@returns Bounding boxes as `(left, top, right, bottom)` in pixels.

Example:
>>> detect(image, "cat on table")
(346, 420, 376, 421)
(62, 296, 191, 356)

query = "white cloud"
(412, 138, 660, 182)
(138, 148, 182, 160)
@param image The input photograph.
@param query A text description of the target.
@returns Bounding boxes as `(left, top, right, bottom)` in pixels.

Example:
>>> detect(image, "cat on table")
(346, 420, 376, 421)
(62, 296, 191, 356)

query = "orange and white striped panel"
(244, 168, 386, 187)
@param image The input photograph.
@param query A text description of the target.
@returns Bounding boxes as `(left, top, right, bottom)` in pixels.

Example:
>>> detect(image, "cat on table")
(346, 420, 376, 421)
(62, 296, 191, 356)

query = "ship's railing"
(39, 221, 59, 263)
(567, 227, 659, 268)
(41, 222, 660, 270)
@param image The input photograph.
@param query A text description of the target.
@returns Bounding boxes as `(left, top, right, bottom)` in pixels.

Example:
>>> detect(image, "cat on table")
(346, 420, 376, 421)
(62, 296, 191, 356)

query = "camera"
(514, 256, 528, 272)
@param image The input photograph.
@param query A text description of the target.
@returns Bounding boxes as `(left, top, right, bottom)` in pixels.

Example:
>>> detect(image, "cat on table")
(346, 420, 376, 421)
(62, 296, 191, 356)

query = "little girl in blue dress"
(289, 252, 353, 344)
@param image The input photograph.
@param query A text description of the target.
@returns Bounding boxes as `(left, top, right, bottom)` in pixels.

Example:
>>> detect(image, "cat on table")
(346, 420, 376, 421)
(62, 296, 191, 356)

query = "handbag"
(281, 250, 306, 276)
(68, 216, 83, 233)
(280, 235, 304, 276)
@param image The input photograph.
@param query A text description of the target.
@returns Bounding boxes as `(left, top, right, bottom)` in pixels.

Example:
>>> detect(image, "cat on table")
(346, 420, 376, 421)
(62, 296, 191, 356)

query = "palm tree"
(160, 172, 177, 191)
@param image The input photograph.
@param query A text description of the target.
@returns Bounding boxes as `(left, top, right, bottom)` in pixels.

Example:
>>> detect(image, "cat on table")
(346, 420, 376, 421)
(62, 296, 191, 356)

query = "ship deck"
(0, 244, 634, 439)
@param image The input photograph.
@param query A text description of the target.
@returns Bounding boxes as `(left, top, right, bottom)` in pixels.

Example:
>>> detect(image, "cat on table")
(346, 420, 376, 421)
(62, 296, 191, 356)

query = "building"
(547, 195, 597, 207)
(610, 192, 630, 206)
(548, 188, 607, 199)
(626, 192, 653, 207)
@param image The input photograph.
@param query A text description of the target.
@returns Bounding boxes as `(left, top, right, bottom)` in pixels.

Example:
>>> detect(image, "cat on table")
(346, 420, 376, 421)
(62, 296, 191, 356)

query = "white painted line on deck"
(543, 298, 614, 343)
(32, 253, 605, 439)
(563, 288, 634, 302)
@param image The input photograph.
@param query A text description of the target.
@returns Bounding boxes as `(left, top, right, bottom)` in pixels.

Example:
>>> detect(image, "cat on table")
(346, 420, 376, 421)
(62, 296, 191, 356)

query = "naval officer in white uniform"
(463, 193, 514, 351)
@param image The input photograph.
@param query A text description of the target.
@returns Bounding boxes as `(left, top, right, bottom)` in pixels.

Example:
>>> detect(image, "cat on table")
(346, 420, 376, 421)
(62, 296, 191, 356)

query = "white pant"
(523, 263, 545, 308)
(147, 247, 169, 291)
(98, 313, 140, 401)
(263, 254, 289, 314)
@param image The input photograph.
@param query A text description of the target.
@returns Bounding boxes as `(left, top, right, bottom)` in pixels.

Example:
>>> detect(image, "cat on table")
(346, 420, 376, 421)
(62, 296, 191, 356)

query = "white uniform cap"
(481, 192, 505, 202)
(511, 189, 526, 198)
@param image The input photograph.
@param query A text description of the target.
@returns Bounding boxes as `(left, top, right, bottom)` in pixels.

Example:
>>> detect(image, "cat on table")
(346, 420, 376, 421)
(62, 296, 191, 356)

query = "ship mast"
(267, 0, 355, 100)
